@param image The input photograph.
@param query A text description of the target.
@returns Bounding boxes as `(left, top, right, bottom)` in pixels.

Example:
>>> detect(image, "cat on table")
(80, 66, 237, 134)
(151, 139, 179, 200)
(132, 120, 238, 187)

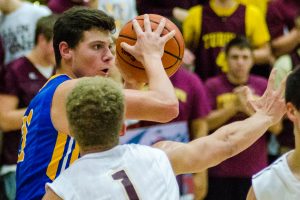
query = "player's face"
(44, 38, 56, 66)
(227, 47, 253, 83)
(71, 28, 115, 78)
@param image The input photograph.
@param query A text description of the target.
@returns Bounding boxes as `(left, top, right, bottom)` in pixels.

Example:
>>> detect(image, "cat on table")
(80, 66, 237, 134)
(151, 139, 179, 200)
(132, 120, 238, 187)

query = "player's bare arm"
(120, 14, 178, 122)
(0, 94, 26, 131)
(154, 69, 286, 174)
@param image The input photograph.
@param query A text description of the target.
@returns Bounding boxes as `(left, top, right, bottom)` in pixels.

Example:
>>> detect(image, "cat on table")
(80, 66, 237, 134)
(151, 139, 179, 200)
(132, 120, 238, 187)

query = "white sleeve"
(252, 168, 278, 200)
(46, 175, 77, 200)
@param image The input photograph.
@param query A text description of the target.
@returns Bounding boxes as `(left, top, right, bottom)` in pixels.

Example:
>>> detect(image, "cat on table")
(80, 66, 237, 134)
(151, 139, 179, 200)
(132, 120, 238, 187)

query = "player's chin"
(95, 73, 109, 78)
(97, 69, 110, 77)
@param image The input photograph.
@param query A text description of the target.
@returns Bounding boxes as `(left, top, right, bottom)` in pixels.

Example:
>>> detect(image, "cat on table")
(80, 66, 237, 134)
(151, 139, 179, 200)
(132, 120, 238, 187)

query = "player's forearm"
(253, 44, 272, 64)
(143, 55, 179, 118)
(207, 107, 238, 131)
(0, 108, 26, 131)
(180, 112, 273, 174)
(271, 28, 300, 57)
(211, 112, 272, 161)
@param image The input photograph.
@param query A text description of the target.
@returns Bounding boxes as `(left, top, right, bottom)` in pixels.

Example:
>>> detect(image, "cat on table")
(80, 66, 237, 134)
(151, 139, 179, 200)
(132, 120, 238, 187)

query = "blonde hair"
(66, 77, 124, 150)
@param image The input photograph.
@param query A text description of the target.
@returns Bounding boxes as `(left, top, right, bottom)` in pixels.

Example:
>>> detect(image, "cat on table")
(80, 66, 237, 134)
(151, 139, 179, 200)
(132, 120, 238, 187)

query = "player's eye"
(93, 44, 103, 50)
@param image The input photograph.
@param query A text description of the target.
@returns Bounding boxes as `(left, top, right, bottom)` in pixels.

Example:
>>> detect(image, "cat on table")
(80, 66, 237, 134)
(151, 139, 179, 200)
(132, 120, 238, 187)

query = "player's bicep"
(51, 80, 78, 134)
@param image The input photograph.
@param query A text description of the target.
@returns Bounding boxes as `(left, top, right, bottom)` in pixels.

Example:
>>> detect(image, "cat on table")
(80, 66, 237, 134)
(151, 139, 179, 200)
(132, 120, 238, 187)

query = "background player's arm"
(0, 94, 26, 131)
(270, 28, 300, 57)
(252, 43, 272, 64)
(154, 70, 286, 174)
(246, 186, 257, 200)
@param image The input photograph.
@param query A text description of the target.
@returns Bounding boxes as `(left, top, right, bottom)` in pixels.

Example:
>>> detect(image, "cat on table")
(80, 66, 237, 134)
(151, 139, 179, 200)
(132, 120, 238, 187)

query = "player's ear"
(286, 102, 297, 123)
(59, 41, 72, 60)
(119, 123, 126, 136)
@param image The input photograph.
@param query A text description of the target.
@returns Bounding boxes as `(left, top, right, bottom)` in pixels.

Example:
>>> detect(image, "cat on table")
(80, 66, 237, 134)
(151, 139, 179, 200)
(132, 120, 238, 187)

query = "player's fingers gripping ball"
(116, 14, 185, 83)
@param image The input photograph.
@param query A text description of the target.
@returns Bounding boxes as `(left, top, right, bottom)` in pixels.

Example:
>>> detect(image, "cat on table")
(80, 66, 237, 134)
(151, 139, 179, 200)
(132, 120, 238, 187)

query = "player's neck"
(55, 60, 76, 78)
(227, 73, 248, 85)
(27, 48, 52, 67)
(213, 0, 237, 9)
(80, 145, 118, 156)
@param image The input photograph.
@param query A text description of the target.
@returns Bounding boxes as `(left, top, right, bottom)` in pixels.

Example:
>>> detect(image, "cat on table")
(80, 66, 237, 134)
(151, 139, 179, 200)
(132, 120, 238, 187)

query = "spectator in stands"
(0, 15, 58, 200)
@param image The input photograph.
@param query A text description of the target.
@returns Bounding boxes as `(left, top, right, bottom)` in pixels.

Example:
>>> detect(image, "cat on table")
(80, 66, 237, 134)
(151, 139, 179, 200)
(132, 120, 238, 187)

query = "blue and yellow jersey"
(16, 74, 80, 200)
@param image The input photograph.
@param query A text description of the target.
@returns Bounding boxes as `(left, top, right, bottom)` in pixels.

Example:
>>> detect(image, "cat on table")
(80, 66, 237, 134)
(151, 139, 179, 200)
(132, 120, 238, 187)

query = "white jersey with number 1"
(46, 144, 179, 200)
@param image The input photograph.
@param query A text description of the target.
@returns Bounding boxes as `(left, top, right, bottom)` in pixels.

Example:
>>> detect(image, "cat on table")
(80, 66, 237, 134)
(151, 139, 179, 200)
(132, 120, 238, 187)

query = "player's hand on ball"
(120, 14, 175, 65)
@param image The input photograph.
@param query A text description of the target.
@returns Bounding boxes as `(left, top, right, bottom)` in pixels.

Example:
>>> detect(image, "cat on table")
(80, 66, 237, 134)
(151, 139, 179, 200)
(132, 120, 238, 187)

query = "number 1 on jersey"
(112, 170, 139, 200)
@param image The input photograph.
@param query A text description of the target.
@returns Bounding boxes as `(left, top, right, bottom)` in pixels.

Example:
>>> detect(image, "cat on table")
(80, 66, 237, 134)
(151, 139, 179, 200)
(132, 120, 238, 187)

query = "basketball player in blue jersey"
(42, 69, 285, 199)
(16, 7, 178, 199)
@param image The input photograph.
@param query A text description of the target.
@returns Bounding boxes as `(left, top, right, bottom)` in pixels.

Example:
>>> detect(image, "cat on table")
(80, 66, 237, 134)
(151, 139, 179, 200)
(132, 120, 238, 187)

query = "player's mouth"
(100, 68, 109, 76)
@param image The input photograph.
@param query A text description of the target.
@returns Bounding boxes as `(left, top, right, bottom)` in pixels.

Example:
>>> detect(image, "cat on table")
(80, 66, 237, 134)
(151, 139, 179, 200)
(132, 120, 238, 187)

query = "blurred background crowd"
(0, 0, 299, 199)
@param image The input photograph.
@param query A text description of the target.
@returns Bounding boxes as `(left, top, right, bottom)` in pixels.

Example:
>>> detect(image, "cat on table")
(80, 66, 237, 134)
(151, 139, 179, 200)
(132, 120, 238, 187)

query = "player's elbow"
(158, 100, 179, 122)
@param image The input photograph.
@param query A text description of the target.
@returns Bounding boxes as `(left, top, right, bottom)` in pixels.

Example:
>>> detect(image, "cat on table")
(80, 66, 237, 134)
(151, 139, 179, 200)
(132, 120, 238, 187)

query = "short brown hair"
(53, 7, 115, 67)
(66, 77, 124, 150)
(34, 14, 59, 45)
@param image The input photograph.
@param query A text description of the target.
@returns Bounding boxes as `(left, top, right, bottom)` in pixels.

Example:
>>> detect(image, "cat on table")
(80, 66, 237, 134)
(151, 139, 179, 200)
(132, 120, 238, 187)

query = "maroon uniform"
(1, 57, 53, 165)
(0, 37, 5, 92)
(136, 0, 203, 18)
(267, 0, 300, 66)
(194, 4, 246, 80)
(205, 74, 268, 200)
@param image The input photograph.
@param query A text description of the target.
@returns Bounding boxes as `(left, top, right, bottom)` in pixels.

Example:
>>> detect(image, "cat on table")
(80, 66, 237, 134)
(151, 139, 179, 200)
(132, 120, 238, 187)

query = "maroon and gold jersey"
(183, 1, 270, 80)
(195, 4, 246, 80)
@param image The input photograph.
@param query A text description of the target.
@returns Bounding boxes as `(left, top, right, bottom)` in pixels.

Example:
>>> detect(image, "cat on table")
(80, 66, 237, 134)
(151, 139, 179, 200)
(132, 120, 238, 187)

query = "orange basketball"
(116, 14, 184, 83)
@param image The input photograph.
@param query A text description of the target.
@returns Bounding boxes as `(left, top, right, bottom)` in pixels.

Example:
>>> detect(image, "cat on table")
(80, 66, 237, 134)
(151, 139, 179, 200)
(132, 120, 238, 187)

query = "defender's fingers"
(244, 86, 256, 107)
(161, 30, 176, 43)
(132, 19, 143, 35)
(265, 68, 277, 93)
(277, 76, 287, 97)
(143, 14, 151, 32)
(155, 18, 166, 35)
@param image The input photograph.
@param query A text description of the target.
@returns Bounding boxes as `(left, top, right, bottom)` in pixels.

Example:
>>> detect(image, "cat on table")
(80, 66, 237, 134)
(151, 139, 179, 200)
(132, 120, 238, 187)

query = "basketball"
(116, 14, 185, 83)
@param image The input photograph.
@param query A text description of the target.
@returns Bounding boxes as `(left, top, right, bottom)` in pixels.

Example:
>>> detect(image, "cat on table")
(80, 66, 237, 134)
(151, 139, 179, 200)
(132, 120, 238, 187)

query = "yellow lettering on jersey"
(46, 132, 68, 180)
(70, 143, 80, 164)
(17, 109, 33, 163)
(203, 32, 236, 49)
(216, 93, 237, 109)
(175, 88, 187, 103)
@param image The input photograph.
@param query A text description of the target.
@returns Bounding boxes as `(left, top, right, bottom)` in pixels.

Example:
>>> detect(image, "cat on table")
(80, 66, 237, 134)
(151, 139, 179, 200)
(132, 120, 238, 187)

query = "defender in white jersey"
(43, 68, 285, 200)
(247, 67, 300, 200)
(47, 145, 179, 200)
